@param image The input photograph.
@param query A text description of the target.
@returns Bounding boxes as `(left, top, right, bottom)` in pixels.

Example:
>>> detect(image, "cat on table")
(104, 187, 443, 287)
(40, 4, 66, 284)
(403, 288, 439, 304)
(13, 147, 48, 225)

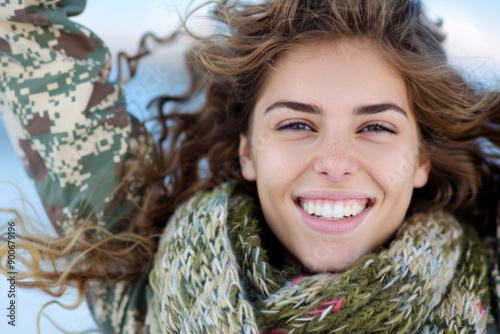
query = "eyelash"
(276, 120, 397, 134)
(276, 120, 314, 132)
(360, 122, 397, 134)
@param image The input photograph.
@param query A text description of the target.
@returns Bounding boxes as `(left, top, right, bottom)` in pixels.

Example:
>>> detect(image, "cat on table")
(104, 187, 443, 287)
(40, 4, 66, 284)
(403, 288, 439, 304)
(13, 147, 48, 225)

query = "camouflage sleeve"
(0, 1, 151, 333)
(0, 1, 152, 235)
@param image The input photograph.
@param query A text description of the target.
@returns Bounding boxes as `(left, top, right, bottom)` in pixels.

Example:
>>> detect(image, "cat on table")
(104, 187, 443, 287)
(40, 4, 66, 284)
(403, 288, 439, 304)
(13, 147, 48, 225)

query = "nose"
(313, 137, 359, 183)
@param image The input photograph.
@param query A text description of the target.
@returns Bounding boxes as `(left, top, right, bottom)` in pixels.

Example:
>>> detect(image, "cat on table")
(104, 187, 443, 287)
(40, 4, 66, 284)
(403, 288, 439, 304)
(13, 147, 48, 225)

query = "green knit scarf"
(146, 182, 490, 333)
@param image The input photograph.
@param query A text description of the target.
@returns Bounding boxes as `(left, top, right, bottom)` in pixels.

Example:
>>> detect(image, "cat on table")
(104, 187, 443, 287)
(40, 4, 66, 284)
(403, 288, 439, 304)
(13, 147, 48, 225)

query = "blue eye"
(277, 121, 313, 132)
(360, 122, 397, 134)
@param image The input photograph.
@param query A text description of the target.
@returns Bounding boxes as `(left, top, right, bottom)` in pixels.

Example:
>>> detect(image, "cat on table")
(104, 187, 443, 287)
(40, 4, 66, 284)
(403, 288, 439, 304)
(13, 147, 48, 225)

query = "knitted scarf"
(146, 182, 490, 333)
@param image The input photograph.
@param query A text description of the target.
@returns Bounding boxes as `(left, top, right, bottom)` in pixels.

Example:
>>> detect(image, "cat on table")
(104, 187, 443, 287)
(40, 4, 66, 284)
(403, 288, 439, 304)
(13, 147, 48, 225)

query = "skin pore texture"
(239, 39, 431, 272)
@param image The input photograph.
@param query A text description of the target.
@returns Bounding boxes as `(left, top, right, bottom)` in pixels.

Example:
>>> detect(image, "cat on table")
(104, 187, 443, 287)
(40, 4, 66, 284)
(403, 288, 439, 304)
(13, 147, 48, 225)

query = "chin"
(300, 252, 363, 273)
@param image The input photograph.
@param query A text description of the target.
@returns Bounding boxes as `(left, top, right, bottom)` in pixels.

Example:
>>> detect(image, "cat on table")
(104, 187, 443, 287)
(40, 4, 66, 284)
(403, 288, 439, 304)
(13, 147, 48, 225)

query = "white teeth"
(332, 204, 344, 219)
(314, 204, 322, 216)
(302, 201, 309, 213)
(307, 203, 315, 215)
(344, 205, 352, 217)
(300, 200, 368, 220)
(322, 204, 333, 218)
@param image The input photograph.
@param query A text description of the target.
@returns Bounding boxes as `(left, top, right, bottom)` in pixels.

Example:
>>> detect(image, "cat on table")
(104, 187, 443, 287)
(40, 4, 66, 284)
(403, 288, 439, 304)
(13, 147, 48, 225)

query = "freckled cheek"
(253, 140, 311, 184)
(358, 143, 419, 190)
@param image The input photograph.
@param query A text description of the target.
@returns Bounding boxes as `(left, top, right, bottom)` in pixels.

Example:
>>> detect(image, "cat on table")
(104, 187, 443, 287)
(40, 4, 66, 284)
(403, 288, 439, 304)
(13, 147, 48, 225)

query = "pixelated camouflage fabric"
(0, 0, 150, 332)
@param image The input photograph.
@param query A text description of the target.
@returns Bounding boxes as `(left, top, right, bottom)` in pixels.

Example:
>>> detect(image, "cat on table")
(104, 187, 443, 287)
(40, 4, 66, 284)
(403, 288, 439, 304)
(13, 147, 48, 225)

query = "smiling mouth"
(298, 199, 371, 221)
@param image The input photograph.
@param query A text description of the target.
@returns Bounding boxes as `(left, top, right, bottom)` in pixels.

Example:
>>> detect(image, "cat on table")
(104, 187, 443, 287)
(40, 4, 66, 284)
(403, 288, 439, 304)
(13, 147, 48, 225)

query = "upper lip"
(294, 190, 374, 202)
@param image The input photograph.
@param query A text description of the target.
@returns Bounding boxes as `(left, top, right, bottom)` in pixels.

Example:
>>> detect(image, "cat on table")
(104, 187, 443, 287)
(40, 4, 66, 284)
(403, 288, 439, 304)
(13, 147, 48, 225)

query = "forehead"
(270, 38, 401, 86)
(256, 38, 409, 113)
(280, 38, 383, 63)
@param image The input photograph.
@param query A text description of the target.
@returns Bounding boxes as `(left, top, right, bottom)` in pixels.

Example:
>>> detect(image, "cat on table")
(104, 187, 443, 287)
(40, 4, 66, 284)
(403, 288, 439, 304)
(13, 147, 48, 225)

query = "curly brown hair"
(152, 0, 500, 231)
(2, 0, 500, 310)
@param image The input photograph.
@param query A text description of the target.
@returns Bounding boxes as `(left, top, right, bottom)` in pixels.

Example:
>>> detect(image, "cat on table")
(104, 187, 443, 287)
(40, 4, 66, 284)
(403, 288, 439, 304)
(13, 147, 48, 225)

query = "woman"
(1, 0, 499, 333)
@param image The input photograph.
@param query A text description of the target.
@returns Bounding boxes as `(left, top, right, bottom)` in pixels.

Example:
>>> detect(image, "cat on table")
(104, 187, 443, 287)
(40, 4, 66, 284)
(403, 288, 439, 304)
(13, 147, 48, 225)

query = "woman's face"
(239, 39, 430, 272)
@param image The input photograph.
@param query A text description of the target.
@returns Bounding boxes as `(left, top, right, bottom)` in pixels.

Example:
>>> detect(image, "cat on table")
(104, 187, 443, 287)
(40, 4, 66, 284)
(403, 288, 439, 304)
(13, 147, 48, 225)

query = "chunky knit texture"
(147, 182, 490, 333)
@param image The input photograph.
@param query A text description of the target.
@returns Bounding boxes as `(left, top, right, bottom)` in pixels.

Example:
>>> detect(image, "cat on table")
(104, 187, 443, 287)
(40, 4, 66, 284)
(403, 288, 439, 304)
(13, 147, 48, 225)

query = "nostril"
(314, 152, 358, 182)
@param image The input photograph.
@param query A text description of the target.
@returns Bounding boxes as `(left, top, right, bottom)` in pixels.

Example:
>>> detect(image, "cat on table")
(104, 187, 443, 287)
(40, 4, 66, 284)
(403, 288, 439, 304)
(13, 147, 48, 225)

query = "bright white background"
(0, 1, 499, 333)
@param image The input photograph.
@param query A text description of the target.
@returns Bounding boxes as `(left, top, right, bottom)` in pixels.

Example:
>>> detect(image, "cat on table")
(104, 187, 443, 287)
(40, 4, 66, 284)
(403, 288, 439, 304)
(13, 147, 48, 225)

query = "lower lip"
(296, 202, 371, 233)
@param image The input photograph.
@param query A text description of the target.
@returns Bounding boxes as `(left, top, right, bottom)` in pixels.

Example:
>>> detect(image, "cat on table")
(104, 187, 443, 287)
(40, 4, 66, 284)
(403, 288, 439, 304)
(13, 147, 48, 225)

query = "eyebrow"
(265, 101, 323, 115)
(354, 103, 407, 118)
(264, 100, 408, 118)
